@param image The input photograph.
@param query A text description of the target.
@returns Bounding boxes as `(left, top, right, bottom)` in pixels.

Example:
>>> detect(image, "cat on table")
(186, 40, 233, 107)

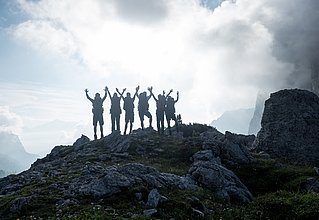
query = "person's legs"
(130, 111, 134, 134)
(124, 111, 129, 135)
(93, 125, 97, 140)
(145, 111, 152, 128)
(116, 114, 120, 131)
(124, 122, 128, 135)
(93, 115, 98, 140)
(129, 121, 133, 134)
(100, 115, 104, 137)
(156, 112, 161, 133)
(166, 112, 172, 135)
(111, 114, 115, 132)
(160, 112, 165, 134)
(100, 122, 104, 138)
(139, 111, 145, 130)
(172, 114, 179, 132)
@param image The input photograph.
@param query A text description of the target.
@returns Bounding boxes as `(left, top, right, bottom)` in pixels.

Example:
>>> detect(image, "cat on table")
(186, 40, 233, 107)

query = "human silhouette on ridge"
(137, 87, 153, 130)
(85, 87, 107, 140)
(106, 86, 124, 133)
(166, 90, 179, 135)
(149, 88, 172, 134)
(117, 86, 139, 135)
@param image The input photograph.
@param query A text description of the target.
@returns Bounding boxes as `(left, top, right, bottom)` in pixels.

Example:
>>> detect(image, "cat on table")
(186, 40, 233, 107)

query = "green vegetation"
(128, 134, 201, 175)
(233, 158, 316, 195)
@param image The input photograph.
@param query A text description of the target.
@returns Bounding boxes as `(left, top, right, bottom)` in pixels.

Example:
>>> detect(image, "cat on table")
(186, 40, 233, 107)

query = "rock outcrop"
(200, 129, 255, 167)
(189, 150, 253, 203)
(254, 89, 319, 165)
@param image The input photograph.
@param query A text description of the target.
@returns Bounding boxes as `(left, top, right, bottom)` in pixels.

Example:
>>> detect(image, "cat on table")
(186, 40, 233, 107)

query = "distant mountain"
(0, 132, 38, 175)
(211, 108, 254, 134)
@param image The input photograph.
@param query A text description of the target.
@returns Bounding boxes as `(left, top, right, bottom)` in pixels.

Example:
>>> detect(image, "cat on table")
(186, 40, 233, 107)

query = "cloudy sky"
(0, 0, 317, 156)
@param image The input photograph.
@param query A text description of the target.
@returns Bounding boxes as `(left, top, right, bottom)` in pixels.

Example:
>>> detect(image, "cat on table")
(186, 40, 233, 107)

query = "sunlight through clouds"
(1, 0, 318, 155)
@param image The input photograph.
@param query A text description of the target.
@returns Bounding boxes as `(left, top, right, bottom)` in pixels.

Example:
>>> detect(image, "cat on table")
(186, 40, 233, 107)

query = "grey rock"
(73, 135, 90, 151)
(192, 150, 215, 162)
(146, 189, 160, 208)
(200, 129, 254, 166)
(102, 131, 131, 153)
(189, 150, 253, 203)
(68, 163, 198, 198)
(253, 89, 319, 165)
(75, 167, 133, 197)
(143, 208, 157, 217)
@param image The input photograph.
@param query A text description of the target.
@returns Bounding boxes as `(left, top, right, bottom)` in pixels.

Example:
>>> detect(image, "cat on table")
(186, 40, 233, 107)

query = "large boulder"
(189, 150, 253, 203)
(253, 89, 319, 165)
(200, 129, 254, 166)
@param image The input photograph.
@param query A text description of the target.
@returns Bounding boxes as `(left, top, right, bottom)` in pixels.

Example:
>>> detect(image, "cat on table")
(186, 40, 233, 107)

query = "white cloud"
(0, 106, 23, 134)
(9, 0, 318, 124)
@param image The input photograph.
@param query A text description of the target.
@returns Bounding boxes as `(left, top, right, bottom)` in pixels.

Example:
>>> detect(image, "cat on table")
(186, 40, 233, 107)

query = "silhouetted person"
(165, 90, 179, 135)
(149, 88, 172, 134)
(85, 87, 107, 140)
(137, 87, 153, 130)
(117, 86, 139, 135)
(106, 87, 124, 133)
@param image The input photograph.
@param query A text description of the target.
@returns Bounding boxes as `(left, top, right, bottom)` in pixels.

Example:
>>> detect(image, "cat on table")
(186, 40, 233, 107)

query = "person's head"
(126, 92, 131, 98)
(140, 92, 146, 98)
(158, 94, 163, 100)
(113, 93, 118, 98)
(95, 93, 101, 99)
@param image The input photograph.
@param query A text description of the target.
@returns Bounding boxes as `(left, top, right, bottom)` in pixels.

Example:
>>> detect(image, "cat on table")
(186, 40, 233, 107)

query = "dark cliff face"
(254, 89, 319, 165)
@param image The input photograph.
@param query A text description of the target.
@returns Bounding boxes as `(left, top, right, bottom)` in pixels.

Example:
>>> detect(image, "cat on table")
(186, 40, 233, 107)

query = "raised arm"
(120, 88, 126, 100)
(116, 88, 125, 101)
(148, 87, 157, 101)
(85, 89, 94, 102)
(166, 89, 173, 98)
(105, 86, 112, 101)
(132, 86, 140, 101)
(147, 87, 153, 100)
(102, 87, 108, 101)
(175, 91, 179, 103)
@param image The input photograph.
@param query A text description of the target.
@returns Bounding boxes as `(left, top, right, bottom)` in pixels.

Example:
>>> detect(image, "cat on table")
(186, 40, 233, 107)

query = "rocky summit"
(1, 121, 319, 219)
(254, 89, 319, 165)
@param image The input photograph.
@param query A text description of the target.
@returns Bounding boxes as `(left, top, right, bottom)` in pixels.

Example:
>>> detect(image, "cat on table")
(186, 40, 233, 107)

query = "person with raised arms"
(165, 90, 179, 135)
(117, 86, 139, 135)
(106, 86, 125, 133)
(137, 87, 153, 130)
(85, 87, 107, 140)
(148, 88, 172, 134)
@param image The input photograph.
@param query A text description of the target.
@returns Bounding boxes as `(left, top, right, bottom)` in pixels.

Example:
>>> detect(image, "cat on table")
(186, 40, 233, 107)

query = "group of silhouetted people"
(85, 86, 179, 140)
